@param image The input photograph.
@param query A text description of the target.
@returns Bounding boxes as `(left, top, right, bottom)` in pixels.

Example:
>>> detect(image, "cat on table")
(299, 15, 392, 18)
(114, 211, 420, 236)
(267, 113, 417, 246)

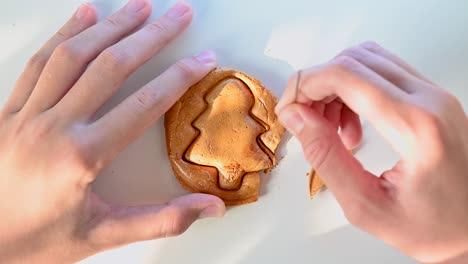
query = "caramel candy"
(309, 170, 324, 200)
(165, 68, 285, 205)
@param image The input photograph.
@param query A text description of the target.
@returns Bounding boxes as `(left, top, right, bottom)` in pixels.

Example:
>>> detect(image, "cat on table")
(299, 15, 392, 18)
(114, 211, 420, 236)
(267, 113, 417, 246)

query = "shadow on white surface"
(1, 0, 468, 263)
(90, 0, 293, 206)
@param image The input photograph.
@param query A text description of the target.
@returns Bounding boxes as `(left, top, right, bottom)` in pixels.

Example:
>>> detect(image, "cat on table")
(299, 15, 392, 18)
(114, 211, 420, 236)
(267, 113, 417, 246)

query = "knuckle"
(414, 107, 443, 134)
(303, 135, 334, 171)
(360, 40, 381, 51)
(407, 106, 446, 161)
(56, 29, 69, 39)
(60, 135, 97, 173)
(99, 48, 128, 73)
(341, 46, 365, 59)
(103, 16, 121, 29)
(27, 53, 48, 72)
(53, 42, 84, 64)
(161, 207, 190, 237)
(134, 88, 160, 112)
(18, 116, 98, 176)
(409, 106, 441, 133)
(146, 19, 169, 35)
(439, 91, 461, 112)
(331, 55, 360, 73)
(28, 116, 56, 141)
(174, 60, 196, 81)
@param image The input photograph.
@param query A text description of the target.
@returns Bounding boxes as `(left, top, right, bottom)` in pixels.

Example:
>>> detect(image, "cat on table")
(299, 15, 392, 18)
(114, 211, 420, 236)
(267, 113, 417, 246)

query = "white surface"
(2, 0, 468, 263)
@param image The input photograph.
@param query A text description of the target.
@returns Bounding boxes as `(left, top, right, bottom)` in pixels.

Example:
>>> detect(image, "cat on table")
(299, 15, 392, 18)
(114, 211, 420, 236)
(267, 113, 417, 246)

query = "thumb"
(86, 194, 225, 250)
(278, 104, 389, 225)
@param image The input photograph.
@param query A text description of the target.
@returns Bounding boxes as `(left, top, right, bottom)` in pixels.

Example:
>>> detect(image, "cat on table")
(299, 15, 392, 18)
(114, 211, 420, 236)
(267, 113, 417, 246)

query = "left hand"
(0, 1, 224, 263)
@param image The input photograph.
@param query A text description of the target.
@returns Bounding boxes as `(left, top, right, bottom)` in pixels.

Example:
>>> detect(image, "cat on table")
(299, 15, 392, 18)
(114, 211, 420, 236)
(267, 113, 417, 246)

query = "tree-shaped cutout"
(185, 78, 273, 190)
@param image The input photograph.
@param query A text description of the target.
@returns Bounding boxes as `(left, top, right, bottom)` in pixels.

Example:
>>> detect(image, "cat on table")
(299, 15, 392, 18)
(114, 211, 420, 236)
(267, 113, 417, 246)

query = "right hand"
(276, 41, 468, 263)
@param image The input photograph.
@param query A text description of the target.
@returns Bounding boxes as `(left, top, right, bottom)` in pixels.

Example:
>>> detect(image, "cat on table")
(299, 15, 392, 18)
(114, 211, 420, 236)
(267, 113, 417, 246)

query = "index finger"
(277, 56, 414, 155)
(87, 52, 216, 163)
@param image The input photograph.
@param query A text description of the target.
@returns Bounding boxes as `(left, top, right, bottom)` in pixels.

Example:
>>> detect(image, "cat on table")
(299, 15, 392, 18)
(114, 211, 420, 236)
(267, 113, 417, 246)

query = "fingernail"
(198, 204, 225, 219)
(75, 3, 90, 19)
(279, 108, 304, 135)
(167, 1, 190, 18)
(195, 50, 216, 66)
(126, 0, 147, 13)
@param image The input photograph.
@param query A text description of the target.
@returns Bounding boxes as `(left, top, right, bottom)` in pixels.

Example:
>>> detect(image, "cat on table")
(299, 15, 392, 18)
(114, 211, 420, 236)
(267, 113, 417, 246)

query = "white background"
(2, 0, 468, 263)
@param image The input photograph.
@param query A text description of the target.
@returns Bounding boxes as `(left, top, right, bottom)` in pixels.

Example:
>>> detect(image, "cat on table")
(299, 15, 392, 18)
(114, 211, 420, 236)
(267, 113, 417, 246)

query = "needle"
(294, 69, 302, 103)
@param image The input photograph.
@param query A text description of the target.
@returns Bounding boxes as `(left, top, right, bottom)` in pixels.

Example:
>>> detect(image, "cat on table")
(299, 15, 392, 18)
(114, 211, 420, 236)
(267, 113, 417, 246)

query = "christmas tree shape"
(186, 78, 273, 190)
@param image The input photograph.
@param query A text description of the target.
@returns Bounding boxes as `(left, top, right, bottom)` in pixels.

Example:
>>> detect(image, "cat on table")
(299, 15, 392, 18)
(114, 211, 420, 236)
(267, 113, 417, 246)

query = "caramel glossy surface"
(186, 78, 273, 190)
(165, 68, 285, 205)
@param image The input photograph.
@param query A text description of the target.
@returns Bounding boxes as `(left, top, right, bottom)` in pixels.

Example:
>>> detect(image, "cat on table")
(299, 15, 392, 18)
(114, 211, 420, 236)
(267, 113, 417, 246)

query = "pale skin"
(0, 1, 225, 263)
(0, 0, 467, 264)
(276, 43, 468, 263)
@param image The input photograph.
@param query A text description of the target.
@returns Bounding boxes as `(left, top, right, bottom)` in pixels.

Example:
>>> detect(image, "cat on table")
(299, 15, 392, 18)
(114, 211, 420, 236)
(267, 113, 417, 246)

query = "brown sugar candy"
(309, 170, 324, 199)
(165, 68, 285, 205)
